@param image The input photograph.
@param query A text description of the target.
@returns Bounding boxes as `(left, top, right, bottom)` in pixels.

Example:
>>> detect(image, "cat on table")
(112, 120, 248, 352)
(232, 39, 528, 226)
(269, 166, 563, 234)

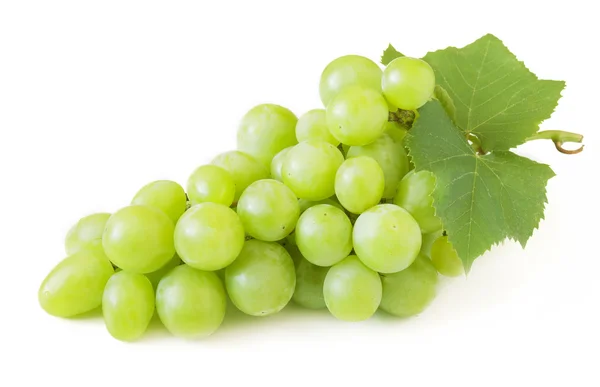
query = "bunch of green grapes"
(39, 49, 462, 342)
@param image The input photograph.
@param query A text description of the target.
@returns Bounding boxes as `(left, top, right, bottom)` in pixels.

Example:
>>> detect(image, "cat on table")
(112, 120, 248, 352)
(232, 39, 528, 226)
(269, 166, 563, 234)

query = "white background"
(1, 1, 599, 386)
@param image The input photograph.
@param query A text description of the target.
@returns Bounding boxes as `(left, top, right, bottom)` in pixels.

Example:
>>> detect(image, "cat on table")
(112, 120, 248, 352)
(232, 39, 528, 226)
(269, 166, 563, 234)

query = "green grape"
(394, 170, 442, 234)
(131, 180, 187, 224)
(102, 271, 155, 342)
(156, 265, 226, 339)
(187, 165, 235, 207)
(145, 254, 182, 290)
(296, 109, 339, 146)
(380, 254, 438, 317)
(270, 146, 293, 182)
(174, 202, 245, 271)
(319, 55, 382, 107)
(353, 204, 422, 273)
(295, 204, 353, 267)
(64, 212, 111, 255)
(237, 104, 298, 167)
(347, 133, 409, 198)
(326, 85, 388, 146)
(420, 229, 443, 258)
(211, 150, 269, 203)
(282, 140, 344, 201)
(323, 255, 382, 321)
(237, 179, 300, 242)
(382, 56, 435, 110)
(298, 197, 344, 213)
(335, 156, 384, 214)
(431, 236, 464, 277)
(293, 253, 329, 309)
(39, 242, 114, 317)
(385, 121, 408, 144)
(225, 240, 295, 316)
(102, 205, 175, 273)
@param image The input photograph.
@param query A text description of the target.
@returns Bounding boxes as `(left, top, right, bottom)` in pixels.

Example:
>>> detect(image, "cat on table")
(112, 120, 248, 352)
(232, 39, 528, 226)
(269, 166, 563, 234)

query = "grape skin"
(295, 204, 353, 267)
(174, 202, 245, 271)
(323, 255, 382, 322)
(187, 165, 236, 207)
(131, 180, 187, 224)
(282, 140, 344, 201)
(156, 265, 226, 339)
(64, 212, 111, 255)
(237, 104, 298, 168)
(211, 150, 269, 203)
(270, 146, 293, 182)
(347, 133, 409, 199)
(353, 204, 422, 274)
(394, 170, 442, 234)
(319, 55, 382, 107)
(237, 179, 300, 242)
(102, 205, 175, 274)
(326, 85, 388, 146)
(380, 254, 438, 317)
(39, 242, 114, 317)
(335, 156, 385, 214)
(382, 57, 435, 110)
(225, 240, 296, 316)
(431, 236, 464, 277)
(102, 271, 155, 342)
(296, 109, 339, 146)
(287, 246, 329, 309)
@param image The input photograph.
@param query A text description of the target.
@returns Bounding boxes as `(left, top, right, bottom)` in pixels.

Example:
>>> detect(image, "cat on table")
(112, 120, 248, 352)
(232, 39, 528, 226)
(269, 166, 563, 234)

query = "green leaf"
(381, 44, 403, 65)
(433, 85, 456, 123)
(423, 34, 564, 151)
(407, 101, 555, 271)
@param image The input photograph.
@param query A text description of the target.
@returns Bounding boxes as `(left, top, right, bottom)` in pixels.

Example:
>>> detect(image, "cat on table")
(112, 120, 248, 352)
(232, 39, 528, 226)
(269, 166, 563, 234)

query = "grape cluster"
(39, 54, 464, 341)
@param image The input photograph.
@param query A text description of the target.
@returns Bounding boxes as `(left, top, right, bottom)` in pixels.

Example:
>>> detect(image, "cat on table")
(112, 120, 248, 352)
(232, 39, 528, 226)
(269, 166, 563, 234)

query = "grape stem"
(526, 130, 584, 155)
(467, 134, 485, 155)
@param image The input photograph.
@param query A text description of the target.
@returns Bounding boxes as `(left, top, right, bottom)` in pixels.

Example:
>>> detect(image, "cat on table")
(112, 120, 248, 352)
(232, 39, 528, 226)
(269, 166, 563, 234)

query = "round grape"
(64, 212, 111, 255)
(187, 165, 235, 207)
(431, 235, 464, 277)
(394, 170, 442, 234)
(296, 109, 339, 146)
(270, 146, 293, 182)
(131, 180, 187, 224)
(319, 55, 382, 107)
(335, 156, 384, 214)
(382, 56, 435, 110)
(211, 150, 269, 203)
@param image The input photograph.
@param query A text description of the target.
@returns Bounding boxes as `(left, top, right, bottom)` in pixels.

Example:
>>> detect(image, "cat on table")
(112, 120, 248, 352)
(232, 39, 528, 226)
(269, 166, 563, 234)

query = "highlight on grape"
(38, 34, 584, 341)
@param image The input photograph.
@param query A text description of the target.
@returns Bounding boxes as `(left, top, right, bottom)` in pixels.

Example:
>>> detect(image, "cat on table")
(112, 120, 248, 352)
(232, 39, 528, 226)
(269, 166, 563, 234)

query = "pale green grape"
(295, 204, 353, 267)
(326, 85, 388, 146)
(131, 180, 186, 224)
(174, 202, 245, 271)
(270, 146, 293, 182)
(156, 265, 226, 339)
(385, 121, 408, 144)
(420, 229, 443, 258)
(65, 212, 111, 255)
(187, 165, 235, 207)
(293, 251, 329, 309)
(39, 242, 114, 317)
(394, 170, 442, 234)
(296, 109, 339, 146)
(237, 104, 298, 167)
(102, 271, 154, 342)
(298, 197, 344, 213)
(380, 254, 438, 317)
(211, 150, 269, 203)
(347, 133, 409, 198)
(431, 235, 464, 277)
(323, 255, 382, 321)
(353, 204, 422, 273)
(102, 205, 175, 273)
(225, 240, 295, 316)
(319, 55, 382, 107)
(237, 179, 300, 242)
(335, 156, 384, 214)
(282, 140, 344, 201)
(382, 56, 435, 110)
(145, 254, 182, 290)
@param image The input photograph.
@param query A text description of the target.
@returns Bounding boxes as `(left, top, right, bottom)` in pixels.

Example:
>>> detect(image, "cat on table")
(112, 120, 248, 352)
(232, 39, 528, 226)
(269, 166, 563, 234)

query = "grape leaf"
(407, 101, 555, 271)
(423, 34, 564, 151)
(381, 44, 403, 65)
